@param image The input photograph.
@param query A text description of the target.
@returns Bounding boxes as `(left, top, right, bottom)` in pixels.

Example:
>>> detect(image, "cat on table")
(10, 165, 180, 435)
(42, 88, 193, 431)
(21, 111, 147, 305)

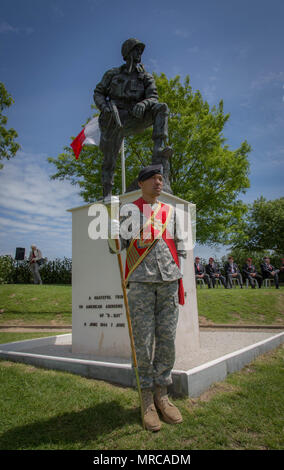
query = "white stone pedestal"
(68, 190, 200, 361)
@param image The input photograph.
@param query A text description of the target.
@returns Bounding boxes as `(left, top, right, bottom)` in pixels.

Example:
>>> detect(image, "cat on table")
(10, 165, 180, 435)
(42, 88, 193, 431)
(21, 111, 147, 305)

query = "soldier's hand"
(132, 102, 145, 119)
(110, 219, 120, 239)
(102, 104, 111, 114)
(178, 257, 184, 275)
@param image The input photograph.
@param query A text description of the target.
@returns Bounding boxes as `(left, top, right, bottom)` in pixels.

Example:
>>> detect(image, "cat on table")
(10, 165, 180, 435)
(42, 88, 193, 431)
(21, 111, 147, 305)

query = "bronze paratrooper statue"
(94, 38, 173, 198)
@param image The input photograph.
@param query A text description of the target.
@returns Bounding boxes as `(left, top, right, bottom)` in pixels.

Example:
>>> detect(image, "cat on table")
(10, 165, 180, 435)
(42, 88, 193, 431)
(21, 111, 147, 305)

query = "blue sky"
(0, 0, 283, 261)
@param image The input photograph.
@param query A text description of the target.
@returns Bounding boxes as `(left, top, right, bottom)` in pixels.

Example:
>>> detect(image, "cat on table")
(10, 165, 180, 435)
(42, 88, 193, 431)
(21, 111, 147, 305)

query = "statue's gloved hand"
(132, 102, 146, 119)
(102, 103, 111, 114)
(100, 104, 112, 128)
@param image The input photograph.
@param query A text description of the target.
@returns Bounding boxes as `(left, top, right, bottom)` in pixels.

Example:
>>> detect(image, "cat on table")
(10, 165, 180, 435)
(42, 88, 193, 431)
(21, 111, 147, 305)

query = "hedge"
(0, 255, 72, 284)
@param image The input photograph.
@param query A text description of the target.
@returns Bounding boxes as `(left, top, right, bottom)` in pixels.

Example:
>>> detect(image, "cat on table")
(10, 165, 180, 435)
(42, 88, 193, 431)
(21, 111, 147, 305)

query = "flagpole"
(121, 139, 126, 194)
(106, 199, 145, 429)
(114, 238, 145, 429)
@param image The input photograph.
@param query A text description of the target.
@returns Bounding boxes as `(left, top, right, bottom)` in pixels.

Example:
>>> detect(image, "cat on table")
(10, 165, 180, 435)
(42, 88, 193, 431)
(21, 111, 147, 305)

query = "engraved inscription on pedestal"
(79, 294, 125, 329)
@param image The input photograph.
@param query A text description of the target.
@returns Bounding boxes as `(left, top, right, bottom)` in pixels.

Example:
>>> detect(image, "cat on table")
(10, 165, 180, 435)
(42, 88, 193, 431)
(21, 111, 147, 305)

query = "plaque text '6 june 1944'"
(79, 294, 126, 329)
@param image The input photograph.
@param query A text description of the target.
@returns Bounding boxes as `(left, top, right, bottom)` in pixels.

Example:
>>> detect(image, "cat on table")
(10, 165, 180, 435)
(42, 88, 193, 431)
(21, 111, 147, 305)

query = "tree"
(230, 196, 284, 255)
(0, 82, 20, 169)
(48, 74, 251, 245)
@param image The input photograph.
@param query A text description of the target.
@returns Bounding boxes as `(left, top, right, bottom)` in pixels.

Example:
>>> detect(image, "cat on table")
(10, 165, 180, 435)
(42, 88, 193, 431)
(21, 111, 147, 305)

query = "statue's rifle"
(108, 100, 122, 129)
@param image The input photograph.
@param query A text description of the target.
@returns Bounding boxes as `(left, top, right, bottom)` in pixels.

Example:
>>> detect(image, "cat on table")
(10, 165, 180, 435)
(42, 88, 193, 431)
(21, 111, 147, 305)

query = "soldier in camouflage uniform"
(108, 164, 186, 431)
(94, 38, 172, 198)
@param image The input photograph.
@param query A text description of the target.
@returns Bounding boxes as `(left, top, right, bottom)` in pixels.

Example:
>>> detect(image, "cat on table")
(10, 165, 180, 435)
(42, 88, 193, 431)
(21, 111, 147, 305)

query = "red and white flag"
(71, 117, 101, 159)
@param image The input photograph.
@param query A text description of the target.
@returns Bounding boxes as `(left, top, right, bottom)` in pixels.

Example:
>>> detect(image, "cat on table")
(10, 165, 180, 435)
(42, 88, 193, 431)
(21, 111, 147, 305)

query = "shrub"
(0, 255, 14, 284)
(0, 255, 72, 284)
(40, 258, 72, 284)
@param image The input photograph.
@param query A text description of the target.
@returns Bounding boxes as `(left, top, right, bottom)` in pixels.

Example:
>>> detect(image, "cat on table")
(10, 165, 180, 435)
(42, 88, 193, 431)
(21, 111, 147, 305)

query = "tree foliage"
(48, 73, 251, 244)
(231, 196, 284, 255)
(0, 82, 20, 169)
(221, 247, 282, 274)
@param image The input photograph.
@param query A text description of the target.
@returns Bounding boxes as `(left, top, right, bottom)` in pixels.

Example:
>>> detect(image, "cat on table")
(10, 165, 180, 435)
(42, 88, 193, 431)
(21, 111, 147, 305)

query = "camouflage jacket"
(94, 64, 159, 111)
(109, 201, 187, 283)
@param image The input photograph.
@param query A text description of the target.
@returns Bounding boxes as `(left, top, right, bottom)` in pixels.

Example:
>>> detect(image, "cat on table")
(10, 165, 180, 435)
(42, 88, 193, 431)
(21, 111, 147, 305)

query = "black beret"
(138, 164, 163, 182)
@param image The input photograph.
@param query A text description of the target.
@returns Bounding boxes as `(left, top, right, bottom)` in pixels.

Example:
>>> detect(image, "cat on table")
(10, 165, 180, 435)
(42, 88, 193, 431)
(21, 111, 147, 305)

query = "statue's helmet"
(121, 38, 145, 61)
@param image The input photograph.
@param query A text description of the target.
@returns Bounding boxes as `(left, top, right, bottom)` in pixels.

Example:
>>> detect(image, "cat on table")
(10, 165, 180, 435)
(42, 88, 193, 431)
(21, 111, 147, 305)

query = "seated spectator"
(224, 256, 243, 288)
(279, 258, 284, 283)
(260, 257, 280, 289)
(242, 258, 263, 288)
(206, 257, 226, 288)
(194, 256, 211, 288)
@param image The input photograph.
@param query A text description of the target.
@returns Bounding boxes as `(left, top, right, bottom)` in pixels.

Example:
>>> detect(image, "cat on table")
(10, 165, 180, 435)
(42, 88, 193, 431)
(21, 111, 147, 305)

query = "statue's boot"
(152, 144, 173, 194)
(153, 146, 174, 160)
(103, 183, 113, 202)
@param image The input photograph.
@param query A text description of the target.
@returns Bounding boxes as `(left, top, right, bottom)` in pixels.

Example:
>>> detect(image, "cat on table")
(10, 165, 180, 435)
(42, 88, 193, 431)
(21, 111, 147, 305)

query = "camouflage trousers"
(127, 280, 179, 390)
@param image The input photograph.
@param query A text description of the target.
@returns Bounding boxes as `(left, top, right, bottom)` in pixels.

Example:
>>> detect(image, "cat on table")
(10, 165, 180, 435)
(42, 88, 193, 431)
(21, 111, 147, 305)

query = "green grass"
(197, 288, 284, 325)
(0, 284, 71, 325)
(0, 332, 67, 344)
(0, 336, 283, 450)
(1, 283, 283, 326)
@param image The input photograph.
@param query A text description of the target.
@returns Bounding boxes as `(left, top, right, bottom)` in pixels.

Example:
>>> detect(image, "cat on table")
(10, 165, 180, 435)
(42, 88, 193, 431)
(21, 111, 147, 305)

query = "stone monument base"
(0, 330, 283, 397)
(68, 189, 200, 363)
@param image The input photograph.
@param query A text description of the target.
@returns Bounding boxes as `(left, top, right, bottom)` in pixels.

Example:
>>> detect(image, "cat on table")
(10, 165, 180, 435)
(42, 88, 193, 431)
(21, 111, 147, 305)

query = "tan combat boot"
(154, 385, 183, 424)
(141, 389, 161, 432)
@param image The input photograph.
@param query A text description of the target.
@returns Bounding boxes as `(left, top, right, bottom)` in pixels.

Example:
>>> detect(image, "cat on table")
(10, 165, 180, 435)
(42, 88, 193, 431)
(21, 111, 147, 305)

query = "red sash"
(125, 197, 185, 305)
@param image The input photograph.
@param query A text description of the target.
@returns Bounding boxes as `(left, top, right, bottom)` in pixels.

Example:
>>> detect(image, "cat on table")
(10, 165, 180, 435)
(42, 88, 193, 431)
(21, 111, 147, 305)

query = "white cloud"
(251, 71, 284, 90)
(202, 83, 217, 104)
(0, 21, 34, 35)
(0, 151, 83, 259)
(188, 46, 199, 54)
(24, 27, 35, 35)
(51, 4, 65, 19)
(145, 58, 160, 73)
(264, 147, 284, 166)
(234, 46, 251, 60)
(174, 28, 190, 39)
(0, 21, 19, 33)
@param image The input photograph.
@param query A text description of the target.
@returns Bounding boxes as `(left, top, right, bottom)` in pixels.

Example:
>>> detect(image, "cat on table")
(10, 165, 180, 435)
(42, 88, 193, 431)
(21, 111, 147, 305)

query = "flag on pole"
(71, 117, 101, 159)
